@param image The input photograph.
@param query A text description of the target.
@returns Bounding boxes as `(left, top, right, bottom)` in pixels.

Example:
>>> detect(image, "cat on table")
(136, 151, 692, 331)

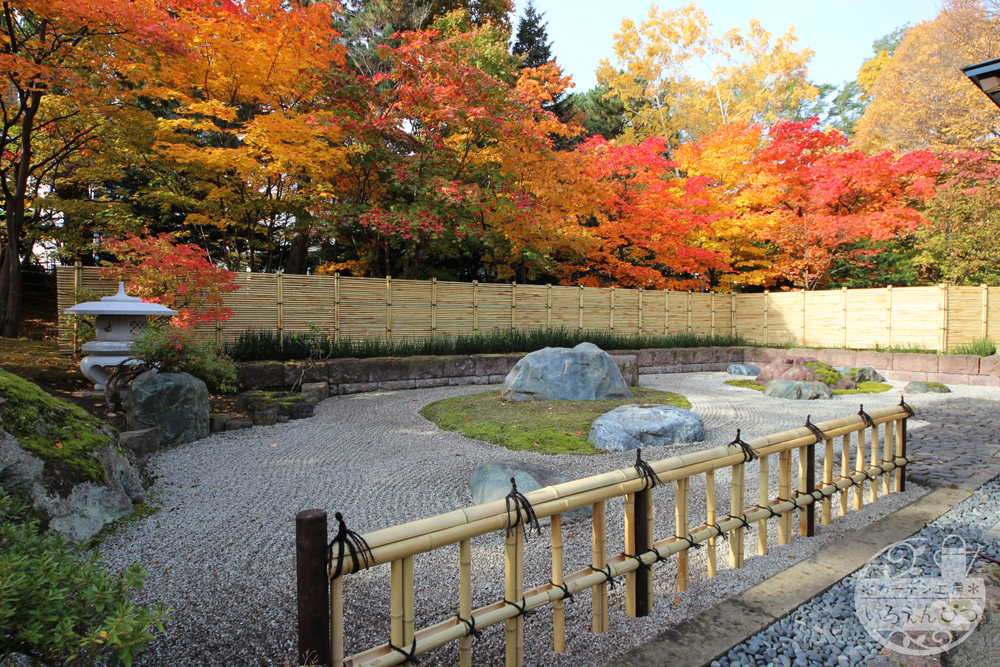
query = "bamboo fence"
(300, 404, 914, 667)
(57, 265, 995, 353)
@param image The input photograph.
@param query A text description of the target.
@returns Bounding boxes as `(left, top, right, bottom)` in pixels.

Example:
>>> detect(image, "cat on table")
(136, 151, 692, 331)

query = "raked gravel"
(97, 372, 997, 667)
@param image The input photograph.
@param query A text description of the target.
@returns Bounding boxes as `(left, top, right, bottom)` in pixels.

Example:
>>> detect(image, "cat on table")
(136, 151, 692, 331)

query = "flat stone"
(835, 365, 886, 383)
(253, 407, 278, 426)
(728, 363, 761, 376)
(468, 460, 590, 520)
(225, 418, 253, 431)
(904, 381, 951, 394)
(589, 404, 705, 451)
(124, 372, 210, 446)
(502, 342, 632, 402)
(210, 414, 229, 432)
(301, 381, 329, 407)
(119, 427, 161, 459)
(762, 379, 833, 400)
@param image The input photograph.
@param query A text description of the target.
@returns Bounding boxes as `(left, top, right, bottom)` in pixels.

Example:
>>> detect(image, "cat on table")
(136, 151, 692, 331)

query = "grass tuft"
(725, 378, 891, 396)
(420, 387, 691, 455)
(950, 338, 997, 357)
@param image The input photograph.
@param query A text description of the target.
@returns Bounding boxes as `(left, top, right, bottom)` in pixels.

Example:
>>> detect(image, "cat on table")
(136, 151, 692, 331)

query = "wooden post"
(895, 417, 907, 492)
(764, 290, 769, 347)
(882, 420, 894, 495)
(799, 444, 815, 537)
(551, 514, 565, 652)
(939, 283, 948, 353)
(625, 489, 652, 617)
(855, 427, 866, 510)
(730, 464, 744, 568)
(779, 450, 792, 545)
(579, 285, 584, 331)
(840, 434, 850, 516)
(758, 455, 769, 556)
(665, 290, 669, 335)
(842, 287, 848, 349)
(676, 478, 690, 590)
(296, 510, 330, 667)
(334, 273, 341, 344)
(515, 529, 524, 666)
(609, 285, 615, 330)
(983, 284, 989, 339)
(331, 577, 343, 667)
(822, 439, 833, 526)
(72, 260, 82, 352)
(638, 290, 643, 334)
(386, 276, 392, 342)
(277, 271, 284, 335)
(592, 500, 608, 634)
(547, 284, 552, 330)
(473, 281, 479, 333)
(887, 285, 893, 348)
(431, 278, 437, 338)
(403, 556, 415, 662)
(511, 282, 517, 330)
(870, 424, 881, 503)
(686, 291, 692, 333)
(459, 539, 472, 667)
(707, 469, 717, 576)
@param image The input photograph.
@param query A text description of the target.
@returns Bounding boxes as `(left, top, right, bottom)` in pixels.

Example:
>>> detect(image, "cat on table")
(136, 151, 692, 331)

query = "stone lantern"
(63, 282, 178, 390)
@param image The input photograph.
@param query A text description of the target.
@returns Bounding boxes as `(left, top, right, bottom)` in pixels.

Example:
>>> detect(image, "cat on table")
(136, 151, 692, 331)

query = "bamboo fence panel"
(614, 288, 640, 333)
(947, 286, 984, 349)
(733, 293, 766, 344)
(667, 292, 689, 334)
(641, 290, 667, 335)
(688, 293, 715, 335)
(582, 287, 611, 330)
(434, 282, 476, 336)
(476, 283, 513, 331)
(889, 286, 940, 351)
(765, 292, 803, 345)
(844, 288, 888, 350)
(338, 277, 386, 340)
(388, 279, 434, 340)
(281, 274, 336, 337)
(548, 287, 580, 331)
(989, 287, 1000, 341)
(320, 405, 914, 667)
(803, 290, 845, 348)
(515, 285, 548, 331)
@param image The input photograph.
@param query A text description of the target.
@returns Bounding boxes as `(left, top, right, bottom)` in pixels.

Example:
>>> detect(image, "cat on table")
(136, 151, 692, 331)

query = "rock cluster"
(756, 355, 856, 390)
(502, 342, 632, 402)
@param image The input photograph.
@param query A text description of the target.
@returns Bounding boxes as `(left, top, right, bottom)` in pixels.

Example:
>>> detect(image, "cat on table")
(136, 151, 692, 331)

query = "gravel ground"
(713, 476, 1000, 667)
(97, 372, 994, 667)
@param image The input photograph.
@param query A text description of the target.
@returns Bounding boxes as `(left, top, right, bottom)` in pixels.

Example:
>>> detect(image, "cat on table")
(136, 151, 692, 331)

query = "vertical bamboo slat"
(822, 439, 833, 526)
(638, 290, 643, 334)
(391, 559, 403, 647)
(676, 478, 690, 591)
(984, 284, 990, 339)
(459, 539, 472, 667)
(764, 290, 769, 346)
(801, 290, 806, 346)
(758, 456, 769, 555)
(473, 281, 479, 333)
(731, 293, 736, 337)
(547, 285, 552, 330)
(505, 528, 518, 667)
(840, 434, 850, 516)
(855, 429, 866, 510)
(431, 278, 437, 338)
(277, 271, 284, 335)
(624, 493, 638, 616)
(579, 286, 584, 331)
(870, 425, 880, 503)
(686, 291, 692, 333)
(334, 273, 341, 344)
(887, 285, 893, 347)
(664, 290, 669, 335)
(883, 421, 894, 495)
(592, 500, 608, 634)
(386, 277, 392, 343)
(515, 529, 524, 666)
(779, 451, 792, 545)
(939, 284, 948, 353)
(609, 286, 615, 330)
(332, 577, 344, 667)
(895, 417, 907, 492)
(730, 465, 744, 568)
(511, 282, 517, 330)
(711, 293, 716, 336)
(706, 469, 717, 576)
(842, 287, 848, 348)
(551, 514, 565, 652)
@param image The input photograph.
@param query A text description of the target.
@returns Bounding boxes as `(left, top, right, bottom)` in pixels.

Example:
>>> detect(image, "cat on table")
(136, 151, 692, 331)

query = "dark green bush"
(222, 327, 751, 362)
(0, 493, 169, 666)
(130, 325, 237, 392)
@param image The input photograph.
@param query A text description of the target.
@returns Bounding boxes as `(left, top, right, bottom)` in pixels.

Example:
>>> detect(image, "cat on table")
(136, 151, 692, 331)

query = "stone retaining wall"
(745, 347, 1000, 387)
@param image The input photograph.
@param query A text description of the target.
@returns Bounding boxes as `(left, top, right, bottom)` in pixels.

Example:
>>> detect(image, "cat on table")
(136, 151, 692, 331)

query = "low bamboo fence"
(295, 403, 914, 667)
(57, 264, 996, 353)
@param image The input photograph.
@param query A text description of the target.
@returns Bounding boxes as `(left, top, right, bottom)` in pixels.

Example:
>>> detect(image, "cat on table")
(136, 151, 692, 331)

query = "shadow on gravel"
(905, 397, 1000, 490)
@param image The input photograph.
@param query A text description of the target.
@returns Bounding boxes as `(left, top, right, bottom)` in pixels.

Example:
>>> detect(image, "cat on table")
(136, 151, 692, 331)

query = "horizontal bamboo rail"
(299, 404, 915, 667)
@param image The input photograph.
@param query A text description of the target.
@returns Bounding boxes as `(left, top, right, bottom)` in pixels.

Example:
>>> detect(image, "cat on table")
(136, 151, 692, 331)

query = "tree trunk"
(285, 231, 309, 274)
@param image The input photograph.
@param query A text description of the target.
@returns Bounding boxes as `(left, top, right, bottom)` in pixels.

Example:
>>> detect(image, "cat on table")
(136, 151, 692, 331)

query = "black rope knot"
(644, 546, 673, 562)
(456, 615, 481, 641)
(677, 534, 704, 550)
(624, 553, 653, 571)
(327, 512, 374, 580)
(634, 449, 663, 489)
(505, 477, 540, 539)
(899, 396, 915, 417)
(504, 598, 538, 618)
(388, 639, 419, 665)
(858, 404, 875, 427)
(728, 429, 759, 462)
(809, 489, 826, 501)
(754, 503, 782, 519)
(727, 514, 752, 530)
(549, 580, 575, 603)
(804, 415, 826, 444)
(708, 523, 730, 541)
(594, 564, 619, 590)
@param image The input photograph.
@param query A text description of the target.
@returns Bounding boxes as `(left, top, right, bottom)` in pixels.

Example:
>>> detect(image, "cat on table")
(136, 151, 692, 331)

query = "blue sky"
(515, 0, 941, 94)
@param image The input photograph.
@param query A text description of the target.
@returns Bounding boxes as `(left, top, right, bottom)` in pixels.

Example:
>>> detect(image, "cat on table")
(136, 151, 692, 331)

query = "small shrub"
(0, 492, 169, 666)
(950, 338, 997, 357)
(130, 325, 237, 392)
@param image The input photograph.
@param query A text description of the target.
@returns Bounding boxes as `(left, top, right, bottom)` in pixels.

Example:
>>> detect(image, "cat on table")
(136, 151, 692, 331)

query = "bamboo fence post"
(686, 291, 692, 333)
(886, 285, 892, 348)
(638, 290, 643, 334)
(551, 514, 565, 652)
(516, 528, 524, 666)
(895, 417, 907, 492)
(296, 510, 329, 667)
(822, 439, 833, 526)
(332, 577, 343, 667)
(939, 283, 948, 353)
(730, 465, 744, 568)
(625, 489, 652, 617)
(842, 287, 848, 348)
(403, 556, 414, 661)
(459, 539, 472, 667)
(764, 290, 769, 346)
(473, 281, 479, 333)
(511, 282, 517, 330)
(882, 420, 894, 495)
(855, 428, 866, 510)
(505, 527, 519, 666)
(707, 469, 717, 576)
(386, 276, 392, 343)
(72, 261, 82, 352)
(870, 424, 881, 503)
(840, 434, 850, 516)
(334, 273, 341, 344)
(391, 559, 404, 649)
(609, 286, 615, 330)
(711, 292, 716, 336)
(664, 290, 669, 335)
(592, 500, 608, 634)
(801, 289, 806, 347)
(277, 271, 284, 335)
(431, 278, 437, 339)
(579, 285, 584, 332)
(779, 450, 792, 545)
(983, 284, 989, 339)
(677, 477, 690, 590)
(731, 293, 737, 337)
(758, 455, 769, 555)
(547, 284, 552, 330)
(798, 443, 815, 537)
(625, 492, 636, 614)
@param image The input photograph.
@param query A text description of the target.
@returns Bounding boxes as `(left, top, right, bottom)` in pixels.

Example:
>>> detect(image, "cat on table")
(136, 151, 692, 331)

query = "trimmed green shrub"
(130, 325, 237, 392)
(950, 338, 997, 357)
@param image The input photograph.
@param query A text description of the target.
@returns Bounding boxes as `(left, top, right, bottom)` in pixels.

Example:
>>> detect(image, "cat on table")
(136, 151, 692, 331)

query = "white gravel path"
(98, 372, 997, 667)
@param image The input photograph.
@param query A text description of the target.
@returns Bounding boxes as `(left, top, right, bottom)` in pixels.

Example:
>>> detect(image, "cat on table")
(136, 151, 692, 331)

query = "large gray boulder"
(835, 366, 886, 383)
(763, 379, 832, 400)
(727, 363, 761, 376)
(502, 342, 632, 402)
(124, 372, 210, 446)
(469, 460, 590, 520)
(904, 381, 951, 394)
(589, 404, 705, 452)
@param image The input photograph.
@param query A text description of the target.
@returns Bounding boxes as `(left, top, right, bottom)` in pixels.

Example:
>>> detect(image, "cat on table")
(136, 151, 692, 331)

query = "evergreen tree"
(511, 0, 551, 68)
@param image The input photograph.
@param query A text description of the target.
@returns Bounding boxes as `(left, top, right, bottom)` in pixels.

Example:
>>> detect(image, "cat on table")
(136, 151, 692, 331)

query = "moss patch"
(832, 382, 892, 396)
(804, 362, 843, 386)
(926, 382, 949, 390)
(421, 388, 691, 456)
(0, 368, 113, 489)
(726, 379, 763, 392)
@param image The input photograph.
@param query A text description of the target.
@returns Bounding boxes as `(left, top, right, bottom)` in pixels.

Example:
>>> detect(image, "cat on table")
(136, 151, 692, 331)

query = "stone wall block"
(414, 378, 449, 389)
(474, 355, 510, 376)
(339, 381, 378, 394)
(369, 358, 410, 382)
(651, 348, 676, 365)
(636, 349, 653, 367)
(938, 355, 980, 375)
(379, 379, 416, 391)
(882, 370, 929, 383)
(854, 351, 893, 370)
(237, 362, 285, 389)
(979, 355, 1000, 376)
(441, 356, 475, 377)
(892, 353, 939, 373)
(970, 375, 1000, 387)
(328, 358, 371, 384)
(407, 356, 444, 379)
(927, 372, 970, 385)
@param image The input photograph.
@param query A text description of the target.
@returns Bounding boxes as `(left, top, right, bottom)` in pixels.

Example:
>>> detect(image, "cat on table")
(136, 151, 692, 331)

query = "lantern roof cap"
(62, 282, 179, 317)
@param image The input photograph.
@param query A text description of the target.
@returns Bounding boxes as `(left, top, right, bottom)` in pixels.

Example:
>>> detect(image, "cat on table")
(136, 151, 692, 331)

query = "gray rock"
(0, 429, 44, 492)
(301, 381, 329, 407)
(468, 460, 590, 520)
(210, 414, 230, 432)
(124, 372, 210, 446)
(253, 407, 278, 426)
(235, 391, 314, 420)
(277, 415, 290, 424)
(225, 418, 253, 431)
(589, 404, 705, 451)
(762, 379, 833, 400)
(501, 343, 632, 402)
(119, 427, 161, 460)
(835, 366, 886, 383)
(904, 381, 951, 394)
(728, 363, 761, 376)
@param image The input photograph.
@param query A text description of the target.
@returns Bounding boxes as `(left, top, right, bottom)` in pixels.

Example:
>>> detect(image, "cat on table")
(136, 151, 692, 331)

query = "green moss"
(832, 382, 892, 395)
(87, 496, 161, 547)
(804, 362, 843, 386)
(726, 379, 763, 391)
(926, 382, 948, 390)
(420, 388, 691, 455)
(0, 368, 112, 487)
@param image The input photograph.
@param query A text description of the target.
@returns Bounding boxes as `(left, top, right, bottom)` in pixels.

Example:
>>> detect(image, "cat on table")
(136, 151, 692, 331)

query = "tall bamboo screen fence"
(296, 403, 914, 667)
(57, 265, 997, 354)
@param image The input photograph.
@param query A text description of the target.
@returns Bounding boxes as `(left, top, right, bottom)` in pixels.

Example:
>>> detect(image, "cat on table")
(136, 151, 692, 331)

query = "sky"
(515, 0, 942, 94)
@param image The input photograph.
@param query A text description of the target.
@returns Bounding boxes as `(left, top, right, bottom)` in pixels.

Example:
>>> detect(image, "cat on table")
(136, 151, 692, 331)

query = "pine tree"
(512, 0, 551, 69)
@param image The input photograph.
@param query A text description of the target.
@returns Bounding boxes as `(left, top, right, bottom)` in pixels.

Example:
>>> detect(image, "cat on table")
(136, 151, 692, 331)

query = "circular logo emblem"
(854, 535, 985, 656)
